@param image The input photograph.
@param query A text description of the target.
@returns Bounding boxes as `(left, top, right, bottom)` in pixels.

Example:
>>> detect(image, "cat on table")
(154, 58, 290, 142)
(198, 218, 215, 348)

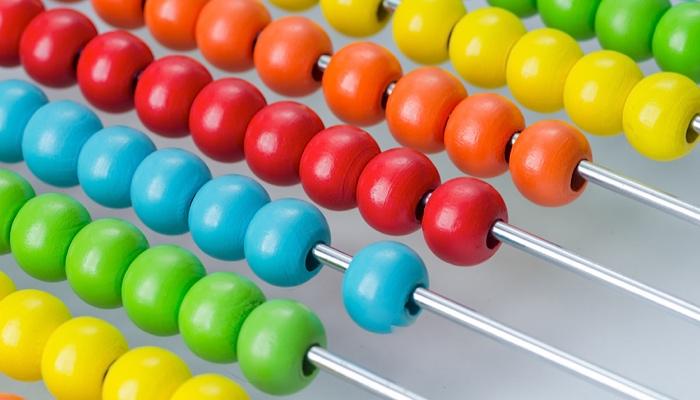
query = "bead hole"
(414, 191, 433, 222)
(404, 287, 421, 316)
(303, 346, 319, 377)
(376, 1, 389, 23)
(305, 244, 323, 272)
(686, 124, 698, 144)
(570, 165, 586, 193)
(486, 221, 502, 250)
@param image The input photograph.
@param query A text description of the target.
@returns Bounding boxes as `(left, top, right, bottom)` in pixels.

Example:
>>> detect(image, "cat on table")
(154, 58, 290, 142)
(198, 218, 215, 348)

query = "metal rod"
(692, 115, 700, 135)
(316, 54, 332, 73)
(382, 0, 401, 12)
(312, 244, 351, 272)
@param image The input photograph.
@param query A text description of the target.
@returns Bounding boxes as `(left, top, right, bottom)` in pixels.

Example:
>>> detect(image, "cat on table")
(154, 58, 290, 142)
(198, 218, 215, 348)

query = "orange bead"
(386, 67, 467, 153)
(91, 0, 144, 28)
(144, 0, 209, 50)
(196, 0, 271, 72)
(322, 42, 402, 126)
(254, 16, 332, 97)
(509, 120, 591, 207)
(444, 94, 525, 178)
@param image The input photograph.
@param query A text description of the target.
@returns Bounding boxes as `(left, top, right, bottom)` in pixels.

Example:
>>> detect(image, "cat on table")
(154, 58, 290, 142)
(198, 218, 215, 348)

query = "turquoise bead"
(596, 0, 670, 61)
(652, 2, 700, 82)
(0, 80, 47, 162)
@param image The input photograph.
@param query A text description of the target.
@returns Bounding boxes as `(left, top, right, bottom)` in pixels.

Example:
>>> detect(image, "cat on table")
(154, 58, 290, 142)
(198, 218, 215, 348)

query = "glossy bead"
(244, 102, 324, 185)
(537, 0, 601, 40)
(652, 2, 700, 82)
(190, 78, 267, 162)
(386, 67, 467, 153)
(322, 42, 402, 125)
(196, 0, 271, 72)
(320, 0, 389, 37)
(0, 0, 44, 66)
(299, 125, 381, 210)
(444, 94, 525, 178)
(77, 126, 156, 208)
(134, 56, 213, 137)
(506, 28, 583, 113)
(449, 7, 526, 88)
(596, 0, 670, 61)
(422, 178, 507, 265)
(130, 149, 212, 235)
(10, 193, 91, 282)
(623, 72, 700, 161)
(65, 218, 149, 309)
(0, 271, 15, 301)
(244, 199, 330, 287)
(269, 0, 318, 11)
(0, 169, 34, 254)
(172, 374, 250, 400)
(0, 80, 47, 163)
(144, 0, 209, 50)
(563, 51, 643, 136)
(510, 121, 592, 206)
(41, 317, 128, 400)
(189, 175, 270, 261)
(122, 245, 206, 336)
(238, 300, 326, 395)
(179, 272, 266, 363)
(343, 241, 427, 333)
(356, 148, 440, 235)
(0, 290, 71, 381)
(486, 0, 537, 17)
(91, 0, 144, 29)
(0, 394, 23, 400)
(77, 31, 154, 113)
(254, 17, 331, 96)
(19, 9, 97, 87)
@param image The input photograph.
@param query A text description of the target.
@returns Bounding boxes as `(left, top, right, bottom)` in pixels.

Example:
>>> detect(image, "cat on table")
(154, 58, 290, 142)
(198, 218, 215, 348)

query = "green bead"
(179, 272, 266, 363)
(487, 0, 538, 17)
(238, 299, 326, 395)
(0, 169, 35, 254)
(10, 193, 91, 282)
(596, 0, 670, 61)
(537, 0, 601, 40)
(122, 245, 206, 336)
(653, 2, 700, 82)
(65, 218, 149, 309)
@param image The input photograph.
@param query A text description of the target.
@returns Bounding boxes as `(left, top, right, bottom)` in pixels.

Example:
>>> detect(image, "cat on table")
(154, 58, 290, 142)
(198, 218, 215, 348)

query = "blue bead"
(22, 100, 103, 187)
(131, 148, 212, 235)
(0, 80, 47, 163)
(77, 126, 156, 209)
(244, 198, 330, 287)
(343, 241, 428, 334)
(189, 175, 271, 261)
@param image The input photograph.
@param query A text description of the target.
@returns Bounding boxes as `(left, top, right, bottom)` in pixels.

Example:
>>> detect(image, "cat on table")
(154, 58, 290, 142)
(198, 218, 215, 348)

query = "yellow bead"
(320, 0, 389, 37)
(506, 28, 583, 112)
(564, 50, 643, 136)
(102, 346, 191, 400)
(0, 289, 71, 381)
(42, 317, 128, 400)
(392, 0, 466, 64)
(449, 7, 526, 88)
(268, 0, 318, 11)
(623, 72, 700, 161)
(0, 270, 15, 301)
(172, 374, 250, 400)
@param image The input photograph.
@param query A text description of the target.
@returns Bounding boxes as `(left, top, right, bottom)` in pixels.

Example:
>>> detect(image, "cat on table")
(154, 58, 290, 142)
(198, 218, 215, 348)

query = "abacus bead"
(0, 271, 15, 301)
(254, 17, 332, 96)
(91, 0, 144, 29)
(77, 31, 154, 113)
(238, 300, 326, 395)
(486, 0, 537, 17)
(444, 94, 525, 178)
(422, 178, 507, 265)
(172, 374, 250, 400)
(19, 9, 97, 87)
(179, 272, 266, 363)
(269, 0, 317, 11)
(77, 126, 156, 208)
(0, 80, 47, 162)
(0, 169, 35, 254)
(623, 72, 700, 161)
(134, 55, 212, 137)
(144, 0, 208, 50)
(130, 149, 212, 235)
(189, 175, 270, 261)
(299, 125, 381, 210)
(196, 0, 271, 72)
(537, 0, 601, 40)
(356, 148, 440, 235)
(652, 3, 700, 82)
(563, 51, 643, 136)
(320, 0, 389, 37)
(343, 241, 428, 333)
(510, 121, 591, 206)
(65, 219, 149, 309)
(10, 193, 91, 281)
(190, 78, 267, 162)
(0, 0, 44, 66)
(322, 42, 402, 125)
(506, 29, 583, 113)
(245, 199, 330, 287)
(122, 245, 206, 336)
(392, 0, 467, 64)
(244, 102, 324, 185)
(386, 67, 467, 153)
(41, 317, 128, 400)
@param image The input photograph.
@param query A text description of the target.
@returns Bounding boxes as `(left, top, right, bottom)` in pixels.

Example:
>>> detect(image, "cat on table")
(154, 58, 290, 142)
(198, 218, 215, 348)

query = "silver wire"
(382, 0, 400, 12)
(692, 115, 700, 135)
(312, 244, 351, 272)
(316, 54, 332, 73)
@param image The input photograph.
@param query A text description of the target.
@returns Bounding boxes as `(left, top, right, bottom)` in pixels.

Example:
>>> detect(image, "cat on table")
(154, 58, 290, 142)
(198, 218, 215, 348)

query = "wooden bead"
(144, 0, 209, 50)
(91, 0, 144, 29)
(320, 0, 389, 37)
(652, 2, 700, 82)
(537, 0, 601, 40)
(0, 0, 44, 66)
(596, 0, 670, 61)
(172, 374, 250, 400)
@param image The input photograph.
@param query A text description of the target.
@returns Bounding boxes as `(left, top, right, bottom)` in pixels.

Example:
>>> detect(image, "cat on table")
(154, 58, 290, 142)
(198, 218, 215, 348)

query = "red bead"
(422, 177, 507, 266)
(244, 101, 325, 186)
(356, 148, 440, 235)
(190, 78, 267, 162)
(0, 0, 44, 66)
(134, 55, 213, 137)
(300, 125, 381, 211)
(77, 31, 154, 113)
(19, 9, 97, 87)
